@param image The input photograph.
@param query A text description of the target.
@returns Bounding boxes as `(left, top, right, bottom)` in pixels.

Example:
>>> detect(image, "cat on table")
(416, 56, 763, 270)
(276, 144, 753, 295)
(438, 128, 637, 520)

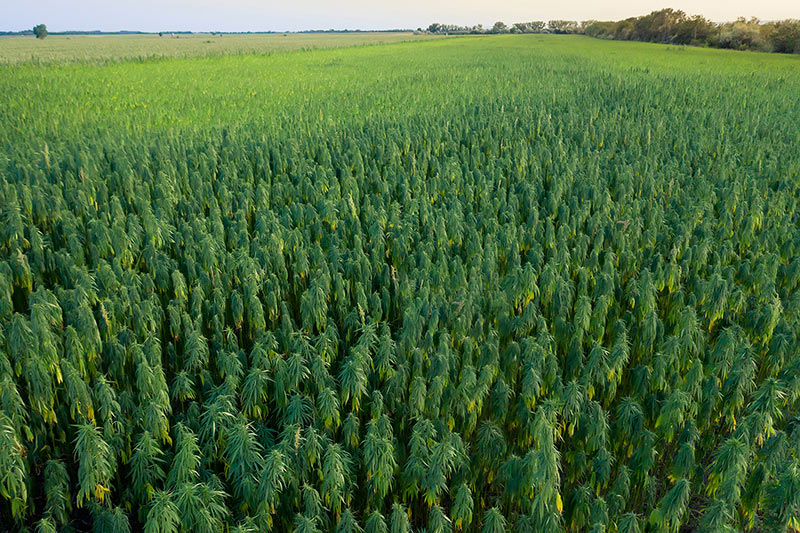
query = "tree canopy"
(33, 24, 48, 39)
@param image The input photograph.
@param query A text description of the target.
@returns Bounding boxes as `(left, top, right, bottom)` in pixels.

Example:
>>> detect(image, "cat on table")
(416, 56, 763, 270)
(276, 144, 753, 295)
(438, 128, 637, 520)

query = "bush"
(767, 19, 800, 53)
(713, 20, 769, 51)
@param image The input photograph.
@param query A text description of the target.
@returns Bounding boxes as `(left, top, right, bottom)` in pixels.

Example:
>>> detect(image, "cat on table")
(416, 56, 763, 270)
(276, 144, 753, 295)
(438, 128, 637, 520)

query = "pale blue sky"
(3, 0, 798, 32)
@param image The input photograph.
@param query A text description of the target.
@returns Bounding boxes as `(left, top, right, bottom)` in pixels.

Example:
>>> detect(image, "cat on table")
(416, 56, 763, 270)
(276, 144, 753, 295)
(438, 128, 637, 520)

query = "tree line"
(424, 9, 800, 54)
(422, 21, 584, 35)
(584, 10, 800, 53)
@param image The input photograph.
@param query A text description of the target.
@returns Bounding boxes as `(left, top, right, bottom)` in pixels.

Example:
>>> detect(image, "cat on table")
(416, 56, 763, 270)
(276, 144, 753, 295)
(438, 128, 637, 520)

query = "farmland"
(1, 34, 799, 532)
(0, 32, 438, 65)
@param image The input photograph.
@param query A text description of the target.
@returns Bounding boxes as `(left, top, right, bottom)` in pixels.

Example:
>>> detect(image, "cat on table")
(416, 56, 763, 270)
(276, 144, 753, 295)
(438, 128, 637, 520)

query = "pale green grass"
(0, 32, 441, 65)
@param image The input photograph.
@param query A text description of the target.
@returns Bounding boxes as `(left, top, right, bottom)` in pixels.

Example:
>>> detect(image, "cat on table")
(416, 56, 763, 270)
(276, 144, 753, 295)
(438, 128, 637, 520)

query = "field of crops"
(0, 32, 437, 65)
(1, 34, 799, 532)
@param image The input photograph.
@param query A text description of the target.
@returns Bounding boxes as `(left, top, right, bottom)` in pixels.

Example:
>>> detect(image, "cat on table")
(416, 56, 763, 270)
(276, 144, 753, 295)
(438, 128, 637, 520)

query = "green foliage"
(0, 34, 799, 532)
(482, 507, 507, 533)
(585, 10, 800, 54)
(144, 491, 180, 533)
(0, 414, 26, 518)
(33, 24, 47, 39)
(73, 423, 115, 508)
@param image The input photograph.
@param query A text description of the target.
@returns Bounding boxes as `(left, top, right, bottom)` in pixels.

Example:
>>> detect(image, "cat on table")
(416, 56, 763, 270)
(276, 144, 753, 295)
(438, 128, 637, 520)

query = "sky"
(3, 0, 798, 33)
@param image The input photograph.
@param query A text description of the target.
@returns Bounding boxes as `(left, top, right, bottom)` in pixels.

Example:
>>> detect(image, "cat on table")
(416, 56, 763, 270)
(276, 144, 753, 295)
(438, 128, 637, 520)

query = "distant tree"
(767, 19, 800, 53)
(33, 24, 48, 39)
(675, 15, 715, 44)
(633, 9, 687, 43)
(425, 23, 475, 35)
(548, 20, 579, 34)
(491, 22, 509, 34)
(713, 19, 768, 51)
(614, 18, 638, 40)
(584, 21, 618, 39)
(512, 21, 546, 34)
(530, 21, 547, 33)
(584, 10, 719, 46)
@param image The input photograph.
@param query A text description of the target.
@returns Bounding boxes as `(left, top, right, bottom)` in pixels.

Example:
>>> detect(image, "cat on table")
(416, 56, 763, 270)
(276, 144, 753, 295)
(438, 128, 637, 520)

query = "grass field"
(4, 35, 798, 141)
(0, 31, 439, 64)
(1, 35, 799, 532)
